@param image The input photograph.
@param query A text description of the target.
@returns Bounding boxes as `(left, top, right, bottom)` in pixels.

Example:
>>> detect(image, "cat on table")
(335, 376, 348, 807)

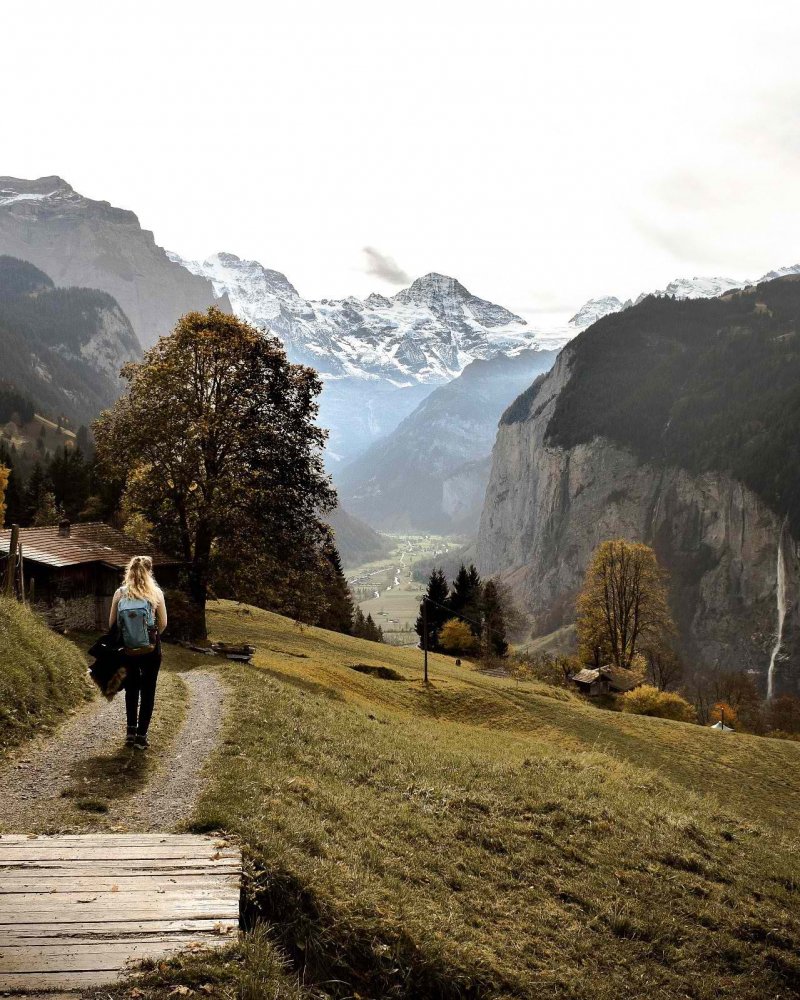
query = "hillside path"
(0, 669, 225, 835)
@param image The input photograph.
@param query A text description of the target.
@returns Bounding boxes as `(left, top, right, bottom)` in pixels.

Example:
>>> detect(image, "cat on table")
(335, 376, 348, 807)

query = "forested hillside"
(535, 276, 800, 534)
(0, 257, 141, 424)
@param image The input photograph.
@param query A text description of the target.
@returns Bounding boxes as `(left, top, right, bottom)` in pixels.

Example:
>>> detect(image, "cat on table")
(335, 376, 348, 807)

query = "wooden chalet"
(570, 665, 642, 697)
(0, 521, 183, 631)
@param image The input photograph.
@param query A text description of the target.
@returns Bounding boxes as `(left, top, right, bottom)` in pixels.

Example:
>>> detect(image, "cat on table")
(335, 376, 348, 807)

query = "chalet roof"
(570, 665, 642, 692)
(0, 522, 183, 570)
(571, 668, 600, 685)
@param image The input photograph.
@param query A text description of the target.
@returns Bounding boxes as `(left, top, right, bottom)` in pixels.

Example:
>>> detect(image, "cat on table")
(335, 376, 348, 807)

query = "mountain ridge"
(0, 176, 231, 348)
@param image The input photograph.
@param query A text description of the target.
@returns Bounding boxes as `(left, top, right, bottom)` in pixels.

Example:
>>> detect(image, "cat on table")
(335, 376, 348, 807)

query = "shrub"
(439, 618, 478, 656)
(619, 684, 696, 723)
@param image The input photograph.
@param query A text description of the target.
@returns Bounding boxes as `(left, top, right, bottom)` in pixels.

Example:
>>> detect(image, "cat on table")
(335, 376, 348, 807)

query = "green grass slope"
(0, 598, 90, 753)
(141, 601, 800, 1000)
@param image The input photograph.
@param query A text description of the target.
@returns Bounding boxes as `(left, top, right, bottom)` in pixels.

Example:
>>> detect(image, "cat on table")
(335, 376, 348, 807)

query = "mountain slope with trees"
(480, 275, 800, 693)
(0, 256, 141, 424)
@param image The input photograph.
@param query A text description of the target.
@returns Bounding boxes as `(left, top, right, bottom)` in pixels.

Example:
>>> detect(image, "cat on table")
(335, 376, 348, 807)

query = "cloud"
(362, 246, 410, 286)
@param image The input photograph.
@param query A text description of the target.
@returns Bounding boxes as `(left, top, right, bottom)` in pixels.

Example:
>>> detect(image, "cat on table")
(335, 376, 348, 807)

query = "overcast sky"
(4, 0, 800, 324)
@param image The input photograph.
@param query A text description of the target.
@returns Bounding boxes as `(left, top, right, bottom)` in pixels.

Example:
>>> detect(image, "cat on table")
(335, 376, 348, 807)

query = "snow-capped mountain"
(568, 296, 628, 328)
(569, 265, 800, 330)
(169, 252, 539, 384)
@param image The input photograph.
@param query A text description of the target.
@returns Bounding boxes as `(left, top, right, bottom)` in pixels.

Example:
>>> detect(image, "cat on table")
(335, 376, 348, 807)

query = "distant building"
(0, 521, 183, 632)
(570, 665, 643, 697)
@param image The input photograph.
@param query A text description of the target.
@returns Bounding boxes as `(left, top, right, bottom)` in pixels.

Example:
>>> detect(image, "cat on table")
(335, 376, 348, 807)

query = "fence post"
(4, 524, 19, 598)
(17, 543, 25, 604)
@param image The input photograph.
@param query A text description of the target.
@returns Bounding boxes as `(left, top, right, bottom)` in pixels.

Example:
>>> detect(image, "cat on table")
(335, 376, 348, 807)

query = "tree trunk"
(187, 520, 213, 641)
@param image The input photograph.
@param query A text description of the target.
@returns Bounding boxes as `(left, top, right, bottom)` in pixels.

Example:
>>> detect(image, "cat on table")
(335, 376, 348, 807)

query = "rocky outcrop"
(0, 177, 230, 347)
(477, 350, 800, 694)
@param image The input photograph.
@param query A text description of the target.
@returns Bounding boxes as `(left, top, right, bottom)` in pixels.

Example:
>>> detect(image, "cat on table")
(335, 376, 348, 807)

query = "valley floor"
(348, 532, 457, 643)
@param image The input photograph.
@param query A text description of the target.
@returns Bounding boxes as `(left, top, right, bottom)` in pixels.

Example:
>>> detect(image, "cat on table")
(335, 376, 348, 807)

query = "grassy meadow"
(125, 600, 800, 1000)
(0, 596, 90, 753)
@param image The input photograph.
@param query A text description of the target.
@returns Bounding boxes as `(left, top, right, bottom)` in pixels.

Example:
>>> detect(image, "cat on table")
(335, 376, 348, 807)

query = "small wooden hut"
(570, 664, 642, 698)
(0, 521, 183, 631)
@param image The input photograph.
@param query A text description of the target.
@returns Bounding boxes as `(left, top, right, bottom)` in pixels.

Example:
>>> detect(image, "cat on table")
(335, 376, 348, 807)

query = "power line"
(422, 594, 484, 630)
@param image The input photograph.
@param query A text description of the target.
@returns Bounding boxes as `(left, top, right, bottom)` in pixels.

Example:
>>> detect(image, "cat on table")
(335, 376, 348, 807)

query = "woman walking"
(109, 556, 168, 751)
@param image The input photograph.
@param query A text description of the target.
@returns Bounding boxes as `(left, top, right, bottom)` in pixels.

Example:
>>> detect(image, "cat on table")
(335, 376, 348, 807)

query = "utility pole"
(422, 597, 429, 685)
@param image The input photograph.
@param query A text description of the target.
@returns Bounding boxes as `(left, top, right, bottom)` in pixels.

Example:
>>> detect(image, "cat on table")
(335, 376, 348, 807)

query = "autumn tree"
(710, 701, 737, 728)
(0, 465, 8, 527)
(576, 539, 675, 670)
(644, 643, 683, 691)
(439, 618, 479, 656)
(619, 685, 696, 723)
(94, 307, 335, 638)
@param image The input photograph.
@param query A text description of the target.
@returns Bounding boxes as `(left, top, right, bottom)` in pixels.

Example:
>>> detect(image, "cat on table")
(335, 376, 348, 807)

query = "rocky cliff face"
(478, 350, 800, 694)
(0, 177, 229, 347)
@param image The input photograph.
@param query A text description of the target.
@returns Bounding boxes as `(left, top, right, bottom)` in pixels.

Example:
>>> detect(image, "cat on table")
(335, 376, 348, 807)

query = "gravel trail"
(0, 669, 225, 834)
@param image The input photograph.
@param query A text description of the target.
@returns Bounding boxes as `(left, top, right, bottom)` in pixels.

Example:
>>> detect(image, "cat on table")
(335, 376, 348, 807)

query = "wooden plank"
(0, 971, 130, 990)
(0, 874, 240, 893)
(4, 888, 238, 906)
(0, 918, 238, 941)
(0, 834, 225, 845)
(0, 833, 241, 991)
(0, 846, 239, 861)
(0, 858, 240, 873)
(0, 939, 220, 973)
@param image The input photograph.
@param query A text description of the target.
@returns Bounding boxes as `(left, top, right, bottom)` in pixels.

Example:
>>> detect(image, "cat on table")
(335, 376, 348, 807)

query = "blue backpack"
(117, 591, 156, 650)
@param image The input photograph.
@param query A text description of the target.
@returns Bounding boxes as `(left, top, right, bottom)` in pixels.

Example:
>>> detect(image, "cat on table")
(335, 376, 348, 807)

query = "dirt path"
(0, 669, 225, 835)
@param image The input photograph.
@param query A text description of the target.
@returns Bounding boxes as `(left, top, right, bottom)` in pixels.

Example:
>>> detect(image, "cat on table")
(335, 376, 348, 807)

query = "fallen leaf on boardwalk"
(213, 922, 232, 935)
(77, 896, 98, 903)
(111, 884, 120, 892)
(210, 852, 221, 860)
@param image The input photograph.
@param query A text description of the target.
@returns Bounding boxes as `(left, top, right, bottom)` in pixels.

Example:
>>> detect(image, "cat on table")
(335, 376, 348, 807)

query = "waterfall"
(767, 525, 788, 701)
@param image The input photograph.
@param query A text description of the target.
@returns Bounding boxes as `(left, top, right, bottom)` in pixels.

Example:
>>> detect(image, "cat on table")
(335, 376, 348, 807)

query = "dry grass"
(0, 597, 90, 754)
(124, 601, 800, 998)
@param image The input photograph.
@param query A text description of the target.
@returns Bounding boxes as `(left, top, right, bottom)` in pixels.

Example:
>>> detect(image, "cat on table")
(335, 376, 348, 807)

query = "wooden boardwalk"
(0, 833, 241, 992)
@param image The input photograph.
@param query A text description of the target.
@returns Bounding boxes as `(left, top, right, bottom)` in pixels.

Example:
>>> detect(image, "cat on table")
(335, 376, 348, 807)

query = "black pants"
(124, 645, 162, 736)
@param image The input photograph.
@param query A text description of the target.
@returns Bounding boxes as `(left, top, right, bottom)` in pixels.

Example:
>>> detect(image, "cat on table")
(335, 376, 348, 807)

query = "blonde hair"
(122, 555, 161, 606)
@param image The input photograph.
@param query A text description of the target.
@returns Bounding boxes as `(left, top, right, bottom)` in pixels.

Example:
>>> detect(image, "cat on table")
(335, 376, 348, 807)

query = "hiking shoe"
(133, 734, 149, 751)
(125, 728, 137, 747)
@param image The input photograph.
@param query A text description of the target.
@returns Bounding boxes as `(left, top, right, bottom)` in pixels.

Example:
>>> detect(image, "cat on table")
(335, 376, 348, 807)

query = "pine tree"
(415, 568, 450, 652)
(449, 563, 483, 635)
(49, 446, 91, 521)
(365, 613, 383, 643)
(317, 542, 355, 634)
(482, 580, 509, 657)
(353, 607, 367, 637)
(23, 462, 48, 525)
(32, 490, 61, 527)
